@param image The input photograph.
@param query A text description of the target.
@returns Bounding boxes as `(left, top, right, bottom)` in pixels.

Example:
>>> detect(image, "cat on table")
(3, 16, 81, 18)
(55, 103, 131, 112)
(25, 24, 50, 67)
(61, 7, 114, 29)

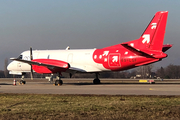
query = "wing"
(10, 58, 86, 74)
(11, 58, 69, 69)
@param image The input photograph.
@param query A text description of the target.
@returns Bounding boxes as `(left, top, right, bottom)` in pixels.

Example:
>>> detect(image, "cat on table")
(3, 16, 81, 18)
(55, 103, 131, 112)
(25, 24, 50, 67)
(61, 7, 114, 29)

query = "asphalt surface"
(1, 78, 180, 95)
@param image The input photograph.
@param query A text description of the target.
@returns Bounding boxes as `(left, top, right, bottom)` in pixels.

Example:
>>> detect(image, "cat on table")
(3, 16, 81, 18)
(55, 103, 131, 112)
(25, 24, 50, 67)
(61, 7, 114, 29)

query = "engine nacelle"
(32, 59, 69, 74)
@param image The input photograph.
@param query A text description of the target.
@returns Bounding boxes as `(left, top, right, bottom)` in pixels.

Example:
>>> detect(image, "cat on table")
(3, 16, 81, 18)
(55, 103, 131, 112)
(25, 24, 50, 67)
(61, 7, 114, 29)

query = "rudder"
(148, 11, 168, 51)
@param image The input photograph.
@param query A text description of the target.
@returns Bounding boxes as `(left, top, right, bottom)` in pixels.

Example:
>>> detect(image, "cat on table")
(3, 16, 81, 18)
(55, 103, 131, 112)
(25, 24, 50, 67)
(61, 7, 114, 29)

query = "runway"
(1, 78, 180, 95)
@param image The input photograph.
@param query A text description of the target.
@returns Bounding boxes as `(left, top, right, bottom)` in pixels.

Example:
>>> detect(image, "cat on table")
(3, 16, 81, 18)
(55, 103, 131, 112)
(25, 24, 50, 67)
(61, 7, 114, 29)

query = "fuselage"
(7, 45, 160, 75)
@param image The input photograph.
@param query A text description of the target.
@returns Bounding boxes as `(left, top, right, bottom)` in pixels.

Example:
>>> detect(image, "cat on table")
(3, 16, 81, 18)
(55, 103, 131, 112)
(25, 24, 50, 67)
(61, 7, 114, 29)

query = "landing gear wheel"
(20, 80, 26, 85)
(93, 73, 101, 84)
(55, 80, 63, 86)
(93, 79, 101, 84)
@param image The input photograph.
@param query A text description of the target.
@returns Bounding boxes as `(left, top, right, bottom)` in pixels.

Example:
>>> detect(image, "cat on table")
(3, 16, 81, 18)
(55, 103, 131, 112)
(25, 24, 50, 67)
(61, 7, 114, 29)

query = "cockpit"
(17, 55, 23, 59)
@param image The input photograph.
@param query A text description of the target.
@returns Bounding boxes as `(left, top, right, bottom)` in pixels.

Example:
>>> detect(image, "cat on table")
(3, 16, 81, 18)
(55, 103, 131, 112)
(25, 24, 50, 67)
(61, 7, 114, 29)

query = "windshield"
(17, 55, 23, 59)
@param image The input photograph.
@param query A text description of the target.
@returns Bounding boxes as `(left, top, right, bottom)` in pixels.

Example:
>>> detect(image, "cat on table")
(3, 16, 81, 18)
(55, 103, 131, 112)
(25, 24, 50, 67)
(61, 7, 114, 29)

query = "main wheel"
(93, 79, 101, 84)
(55, 80, 63, 86)
(59, 80, 63, 85)
(55, 80, 59, 85)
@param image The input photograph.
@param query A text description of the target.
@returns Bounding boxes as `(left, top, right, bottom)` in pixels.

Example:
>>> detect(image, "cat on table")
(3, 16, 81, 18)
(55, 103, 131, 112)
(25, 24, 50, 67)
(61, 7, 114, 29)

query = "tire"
(93, 79, 101, 84)
(55, 80, 63, 86)
(59, 80, 63, 85)
(20, 80, 23, 84)
(23, 81, 26, 84)
(55, 80, 59, 86)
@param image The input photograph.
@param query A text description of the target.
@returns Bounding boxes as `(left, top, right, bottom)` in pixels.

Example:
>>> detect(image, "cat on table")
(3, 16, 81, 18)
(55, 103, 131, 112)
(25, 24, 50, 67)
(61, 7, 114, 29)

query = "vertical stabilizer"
(122, 11, 168, 52)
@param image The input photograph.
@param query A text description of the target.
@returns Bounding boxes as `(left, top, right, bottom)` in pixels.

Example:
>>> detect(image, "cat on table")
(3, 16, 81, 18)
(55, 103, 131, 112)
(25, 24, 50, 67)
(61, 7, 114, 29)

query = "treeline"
(2, 64, 180, 79)
(156, 64, 180, 79)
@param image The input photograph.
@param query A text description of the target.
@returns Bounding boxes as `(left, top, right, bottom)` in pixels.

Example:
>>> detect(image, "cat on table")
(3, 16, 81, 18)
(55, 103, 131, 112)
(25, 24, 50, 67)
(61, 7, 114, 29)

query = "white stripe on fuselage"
(17, 49, 107, 73)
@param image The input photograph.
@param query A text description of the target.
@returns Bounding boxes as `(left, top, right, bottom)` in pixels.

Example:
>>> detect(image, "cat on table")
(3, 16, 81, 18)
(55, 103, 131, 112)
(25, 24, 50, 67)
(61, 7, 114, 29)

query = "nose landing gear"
(19, 73, 26, 85)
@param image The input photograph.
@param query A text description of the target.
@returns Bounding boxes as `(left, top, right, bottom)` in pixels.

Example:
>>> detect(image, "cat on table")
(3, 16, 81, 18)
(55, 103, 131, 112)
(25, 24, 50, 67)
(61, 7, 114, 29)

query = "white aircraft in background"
(7, 11, 172, 85)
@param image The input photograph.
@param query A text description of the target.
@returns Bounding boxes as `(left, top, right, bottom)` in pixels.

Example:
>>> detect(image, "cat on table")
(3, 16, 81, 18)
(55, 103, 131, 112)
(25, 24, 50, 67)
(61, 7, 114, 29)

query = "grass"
(0, 94, 180, 120)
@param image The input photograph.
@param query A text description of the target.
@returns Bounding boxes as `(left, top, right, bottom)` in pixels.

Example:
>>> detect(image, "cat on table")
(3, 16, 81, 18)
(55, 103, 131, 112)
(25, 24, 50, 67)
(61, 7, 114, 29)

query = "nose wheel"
(19, 73, 26, 85)
(20, 80, 26, 85)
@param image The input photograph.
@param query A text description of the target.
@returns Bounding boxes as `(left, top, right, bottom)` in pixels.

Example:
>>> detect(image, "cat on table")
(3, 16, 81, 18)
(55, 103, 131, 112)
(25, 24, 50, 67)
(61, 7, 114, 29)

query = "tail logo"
(151, 23, 157, 29)
(142, 34, 150, 44)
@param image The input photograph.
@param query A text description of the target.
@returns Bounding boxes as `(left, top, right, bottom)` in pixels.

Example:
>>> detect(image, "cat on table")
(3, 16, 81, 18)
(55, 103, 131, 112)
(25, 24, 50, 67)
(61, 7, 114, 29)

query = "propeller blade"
(30, 66, 33, 80)
(30, 47, 33, 60)
(30, 47, 33, 80)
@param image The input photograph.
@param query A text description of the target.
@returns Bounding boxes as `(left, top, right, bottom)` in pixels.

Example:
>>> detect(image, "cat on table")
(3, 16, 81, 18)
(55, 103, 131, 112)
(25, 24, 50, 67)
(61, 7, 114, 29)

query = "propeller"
(30, 47, 33, 80)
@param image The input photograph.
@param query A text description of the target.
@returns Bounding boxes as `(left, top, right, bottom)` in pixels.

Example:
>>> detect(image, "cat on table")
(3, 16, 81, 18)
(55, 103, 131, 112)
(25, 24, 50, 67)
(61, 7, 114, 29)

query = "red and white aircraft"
(7, 11, 172, 85)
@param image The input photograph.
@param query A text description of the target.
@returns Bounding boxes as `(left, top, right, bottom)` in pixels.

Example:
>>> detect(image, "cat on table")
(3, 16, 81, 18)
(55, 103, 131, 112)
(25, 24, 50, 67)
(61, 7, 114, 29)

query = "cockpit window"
(17, 55, 23, 59)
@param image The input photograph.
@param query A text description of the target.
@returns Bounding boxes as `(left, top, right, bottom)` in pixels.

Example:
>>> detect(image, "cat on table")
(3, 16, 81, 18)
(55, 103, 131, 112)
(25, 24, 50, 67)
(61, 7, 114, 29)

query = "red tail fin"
(122, 11, 168, 51)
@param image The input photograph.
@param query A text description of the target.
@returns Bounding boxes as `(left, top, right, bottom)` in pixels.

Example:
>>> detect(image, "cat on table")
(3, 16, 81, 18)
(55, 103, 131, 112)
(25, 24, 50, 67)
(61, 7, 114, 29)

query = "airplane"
(7, 11, 172, 85)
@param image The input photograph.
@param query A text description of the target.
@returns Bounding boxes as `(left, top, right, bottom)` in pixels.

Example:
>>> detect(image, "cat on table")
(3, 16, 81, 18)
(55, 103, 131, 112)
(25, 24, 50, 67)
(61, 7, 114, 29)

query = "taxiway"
(1, 78, 180, 95)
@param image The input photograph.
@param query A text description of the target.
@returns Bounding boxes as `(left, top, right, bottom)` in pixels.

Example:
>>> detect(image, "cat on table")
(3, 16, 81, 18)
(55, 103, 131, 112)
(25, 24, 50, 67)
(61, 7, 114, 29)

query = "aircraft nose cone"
(7, 62, 13, 71)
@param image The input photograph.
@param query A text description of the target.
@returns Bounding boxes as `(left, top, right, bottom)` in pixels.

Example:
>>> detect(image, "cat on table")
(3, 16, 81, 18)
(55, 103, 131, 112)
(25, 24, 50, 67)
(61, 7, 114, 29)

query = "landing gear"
(20, 80, 26, 85)
(54, 73, 63, 86)
(19, 73, 26, 85)
(93, 73, 101, 84)
(55, 79, 63, 86)
(46, 74, 53, 83)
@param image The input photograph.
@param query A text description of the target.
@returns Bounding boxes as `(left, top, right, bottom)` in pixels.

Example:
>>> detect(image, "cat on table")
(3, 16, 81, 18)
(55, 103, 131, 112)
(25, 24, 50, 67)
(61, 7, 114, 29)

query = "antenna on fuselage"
(66, 46, 70, 50)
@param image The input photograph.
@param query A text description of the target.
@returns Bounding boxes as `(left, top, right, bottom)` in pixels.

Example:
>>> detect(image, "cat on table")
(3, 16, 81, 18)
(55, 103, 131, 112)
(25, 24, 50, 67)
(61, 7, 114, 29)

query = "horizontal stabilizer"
(121, 43, 154, 58)
(162, 44, 172, 52)
(121, 43, 167, 59)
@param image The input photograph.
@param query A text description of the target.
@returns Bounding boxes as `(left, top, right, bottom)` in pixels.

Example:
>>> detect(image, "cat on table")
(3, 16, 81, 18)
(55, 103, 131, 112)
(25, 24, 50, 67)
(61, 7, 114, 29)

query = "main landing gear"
(54, 73, 63, 86)
(93, 73, 101, 84)
(46, 73, 63, 86)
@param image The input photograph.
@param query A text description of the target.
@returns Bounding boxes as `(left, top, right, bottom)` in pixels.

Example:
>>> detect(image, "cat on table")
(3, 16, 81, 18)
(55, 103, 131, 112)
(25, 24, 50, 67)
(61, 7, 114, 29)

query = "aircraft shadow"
(0, 83, 13, 85)
(64, 82, 180, 85)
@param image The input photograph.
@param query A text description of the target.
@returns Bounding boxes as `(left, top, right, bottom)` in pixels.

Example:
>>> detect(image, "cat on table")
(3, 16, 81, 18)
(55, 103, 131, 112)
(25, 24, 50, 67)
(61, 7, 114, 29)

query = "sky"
(0, 0, 179, 70)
